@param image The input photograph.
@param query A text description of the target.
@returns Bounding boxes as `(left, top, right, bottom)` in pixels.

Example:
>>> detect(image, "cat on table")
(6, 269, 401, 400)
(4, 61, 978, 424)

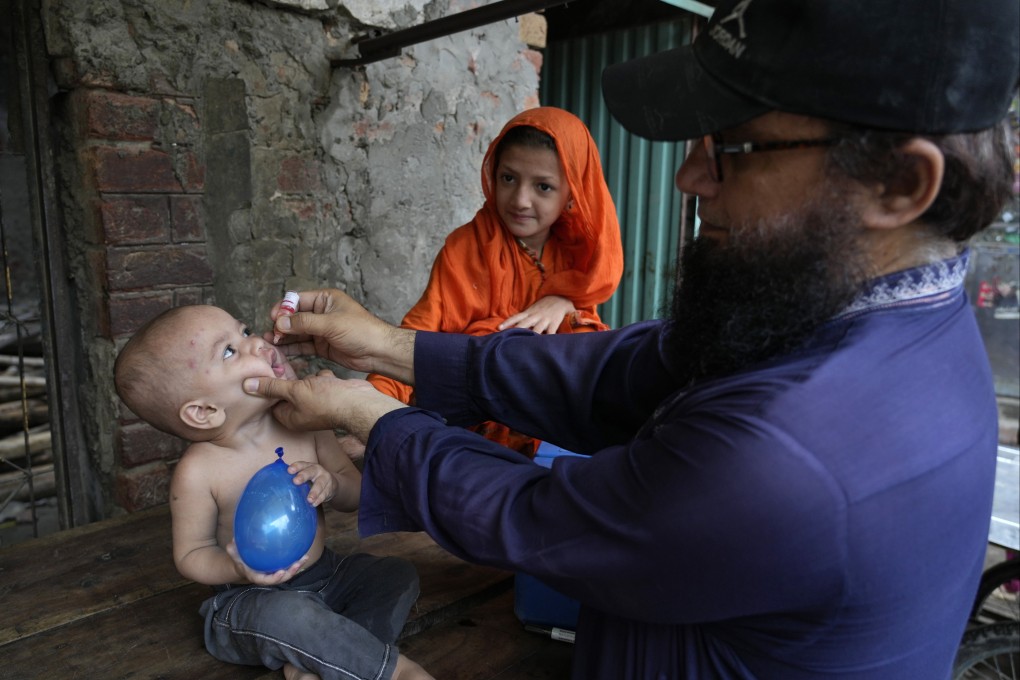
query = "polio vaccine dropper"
(234, 446, 318, 572)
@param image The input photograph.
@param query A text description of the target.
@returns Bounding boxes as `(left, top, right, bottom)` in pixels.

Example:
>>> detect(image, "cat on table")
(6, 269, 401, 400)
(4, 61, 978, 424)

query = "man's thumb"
(244, 376, 281, 398)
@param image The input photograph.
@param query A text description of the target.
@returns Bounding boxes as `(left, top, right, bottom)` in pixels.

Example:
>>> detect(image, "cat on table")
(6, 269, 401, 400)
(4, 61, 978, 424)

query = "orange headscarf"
(474, 106, 623, 315)
(369, 107, 623, 453)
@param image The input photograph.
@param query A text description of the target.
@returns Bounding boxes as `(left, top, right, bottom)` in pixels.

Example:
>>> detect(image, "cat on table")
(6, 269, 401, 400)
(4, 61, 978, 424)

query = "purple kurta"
(361, 252, 997, 679)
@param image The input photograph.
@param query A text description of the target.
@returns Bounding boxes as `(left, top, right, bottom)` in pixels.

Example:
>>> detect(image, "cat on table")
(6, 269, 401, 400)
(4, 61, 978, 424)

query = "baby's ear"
(180, 400, 226, 430)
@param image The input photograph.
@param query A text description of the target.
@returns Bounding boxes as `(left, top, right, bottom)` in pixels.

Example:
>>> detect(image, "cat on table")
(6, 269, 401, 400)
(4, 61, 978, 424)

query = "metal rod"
(334, 0, 577, 67)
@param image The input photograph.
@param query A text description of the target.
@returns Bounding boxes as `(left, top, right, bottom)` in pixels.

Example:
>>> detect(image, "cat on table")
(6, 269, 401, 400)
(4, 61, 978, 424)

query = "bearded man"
(244, 0, 1019, 677)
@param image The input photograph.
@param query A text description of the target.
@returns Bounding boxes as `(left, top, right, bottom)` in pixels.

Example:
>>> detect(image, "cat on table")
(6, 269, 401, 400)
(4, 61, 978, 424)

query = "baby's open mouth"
(269, 348, 288, 377)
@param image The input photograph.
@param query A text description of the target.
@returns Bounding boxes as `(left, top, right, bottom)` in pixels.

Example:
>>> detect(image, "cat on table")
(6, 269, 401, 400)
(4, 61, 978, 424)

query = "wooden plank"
(0, 505, 186, 646)
(0, 581, 267, 680)
(0, 503, 518, 677)
(398, 590, 575, 679)
(0, 580, 569, 680)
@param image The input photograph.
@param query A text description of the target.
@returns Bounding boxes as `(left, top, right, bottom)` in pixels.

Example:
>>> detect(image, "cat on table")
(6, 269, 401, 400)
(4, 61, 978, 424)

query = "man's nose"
(675, 140, 718, 197)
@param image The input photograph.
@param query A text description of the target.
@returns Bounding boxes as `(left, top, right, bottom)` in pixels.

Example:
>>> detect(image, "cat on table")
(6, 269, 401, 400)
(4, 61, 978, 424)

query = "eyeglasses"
(703, 133, 845, 182)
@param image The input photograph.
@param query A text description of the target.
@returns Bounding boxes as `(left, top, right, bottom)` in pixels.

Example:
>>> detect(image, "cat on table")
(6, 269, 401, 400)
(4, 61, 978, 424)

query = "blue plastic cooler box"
(513, 442, 582, 633)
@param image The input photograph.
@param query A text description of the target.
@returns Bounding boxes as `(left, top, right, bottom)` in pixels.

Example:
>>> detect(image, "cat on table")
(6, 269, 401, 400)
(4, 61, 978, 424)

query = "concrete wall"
(40, 0, 542, 513)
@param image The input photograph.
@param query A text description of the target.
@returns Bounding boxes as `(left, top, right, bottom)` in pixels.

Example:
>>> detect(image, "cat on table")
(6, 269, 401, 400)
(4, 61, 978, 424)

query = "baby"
(114, 304, 432, 680)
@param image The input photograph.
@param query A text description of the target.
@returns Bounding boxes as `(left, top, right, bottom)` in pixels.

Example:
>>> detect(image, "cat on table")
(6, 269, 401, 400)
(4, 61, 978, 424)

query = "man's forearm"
(337, 383, 409, 443)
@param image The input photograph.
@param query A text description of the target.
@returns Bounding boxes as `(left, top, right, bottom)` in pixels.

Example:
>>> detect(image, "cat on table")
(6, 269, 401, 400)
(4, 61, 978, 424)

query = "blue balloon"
(233, 447, 318, 573)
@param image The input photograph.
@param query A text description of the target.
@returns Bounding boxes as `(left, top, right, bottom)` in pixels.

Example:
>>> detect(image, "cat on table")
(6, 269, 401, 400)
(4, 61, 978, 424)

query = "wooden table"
(0, 505, 573, 679)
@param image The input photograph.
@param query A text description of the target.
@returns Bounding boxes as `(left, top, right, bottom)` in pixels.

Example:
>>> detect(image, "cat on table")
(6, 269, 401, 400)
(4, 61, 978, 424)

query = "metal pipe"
(333, 0, 577, 67)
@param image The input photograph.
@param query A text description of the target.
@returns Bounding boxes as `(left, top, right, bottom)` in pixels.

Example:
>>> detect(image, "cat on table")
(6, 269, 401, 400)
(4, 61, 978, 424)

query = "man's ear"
(860, 138, 944, 231)
(180, 400, 226, 430)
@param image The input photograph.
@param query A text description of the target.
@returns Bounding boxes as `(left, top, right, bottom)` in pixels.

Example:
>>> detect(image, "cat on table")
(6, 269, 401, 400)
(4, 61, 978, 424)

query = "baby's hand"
(287, 460, 336, 507)
(498, 295, 576, 334)
(226, 539, 308, 585)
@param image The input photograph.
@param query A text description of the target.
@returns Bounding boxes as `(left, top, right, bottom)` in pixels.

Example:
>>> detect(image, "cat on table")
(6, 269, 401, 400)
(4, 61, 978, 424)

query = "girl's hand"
(498, 295, 576, 334)
(225, 539, 309, 585)
(287, 460, 336, 507)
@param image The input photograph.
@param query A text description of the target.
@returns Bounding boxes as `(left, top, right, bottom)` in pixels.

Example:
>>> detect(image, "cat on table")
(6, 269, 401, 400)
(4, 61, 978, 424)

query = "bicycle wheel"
(953, 622, 1020, 680)
(971, 557, 1020, 625)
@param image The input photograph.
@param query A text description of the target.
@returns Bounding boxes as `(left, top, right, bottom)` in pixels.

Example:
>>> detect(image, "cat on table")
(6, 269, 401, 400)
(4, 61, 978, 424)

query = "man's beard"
(665, 195, 871, 386)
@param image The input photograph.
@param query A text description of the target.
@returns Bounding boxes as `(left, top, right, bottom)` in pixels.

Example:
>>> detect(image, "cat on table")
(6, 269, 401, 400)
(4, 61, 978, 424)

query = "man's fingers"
(280, 309, 333, 340)
(244, 376, 288, 399)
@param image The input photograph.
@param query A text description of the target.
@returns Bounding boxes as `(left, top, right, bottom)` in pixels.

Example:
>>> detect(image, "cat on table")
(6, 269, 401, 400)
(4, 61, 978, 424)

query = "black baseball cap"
(602, 0, 1020, 140)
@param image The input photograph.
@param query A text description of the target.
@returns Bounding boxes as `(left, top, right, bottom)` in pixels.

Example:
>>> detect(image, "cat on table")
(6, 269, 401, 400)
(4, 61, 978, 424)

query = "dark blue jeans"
(200, 549, 419, 680)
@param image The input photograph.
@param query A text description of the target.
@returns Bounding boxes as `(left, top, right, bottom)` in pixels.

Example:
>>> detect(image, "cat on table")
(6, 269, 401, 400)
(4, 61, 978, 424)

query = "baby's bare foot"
(283, 662, 319, 680)
(392, 654, 435, 680)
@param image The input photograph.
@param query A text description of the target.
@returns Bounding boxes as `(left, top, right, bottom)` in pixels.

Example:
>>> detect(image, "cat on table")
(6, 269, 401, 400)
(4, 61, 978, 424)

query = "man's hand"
(498, 295, 576, 334)
(244, 370, 407, 441)
(265, 288, 416, 383)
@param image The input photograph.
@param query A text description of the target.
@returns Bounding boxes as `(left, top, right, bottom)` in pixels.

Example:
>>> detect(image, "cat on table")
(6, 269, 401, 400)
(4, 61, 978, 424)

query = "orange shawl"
(369, 107, 623, 452)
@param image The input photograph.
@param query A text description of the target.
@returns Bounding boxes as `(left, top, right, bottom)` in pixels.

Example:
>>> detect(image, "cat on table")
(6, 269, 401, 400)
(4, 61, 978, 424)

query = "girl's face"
(493, 144, 572, 253)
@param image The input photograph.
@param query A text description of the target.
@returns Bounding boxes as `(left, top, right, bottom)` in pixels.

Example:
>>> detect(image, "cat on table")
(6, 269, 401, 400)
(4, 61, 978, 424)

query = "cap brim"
(601, 45, 770, 141)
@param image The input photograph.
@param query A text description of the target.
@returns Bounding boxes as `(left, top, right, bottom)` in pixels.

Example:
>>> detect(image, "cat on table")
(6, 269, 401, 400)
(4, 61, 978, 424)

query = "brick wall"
(73, 88, 213, 510)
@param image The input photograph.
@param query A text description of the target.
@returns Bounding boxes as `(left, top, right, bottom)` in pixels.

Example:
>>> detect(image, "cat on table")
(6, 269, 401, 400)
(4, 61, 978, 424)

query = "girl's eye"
(538, 183, 554, 193)
(500, 173, 515, 184)
(223, 345, 237, 359)
(241, 326, 252, 337)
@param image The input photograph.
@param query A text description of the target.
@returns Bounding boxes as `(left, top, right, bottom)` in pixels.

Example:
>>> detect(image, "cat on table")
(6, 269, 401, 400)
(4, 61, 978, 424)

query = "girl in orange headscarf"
(368, 106, 623, 457)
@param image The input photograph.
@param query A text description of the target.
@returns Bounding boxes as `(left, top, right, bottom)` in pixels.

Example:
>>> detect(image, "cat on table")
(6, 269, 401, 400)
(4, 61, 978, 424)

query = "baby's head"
(114, 305, 294, 440)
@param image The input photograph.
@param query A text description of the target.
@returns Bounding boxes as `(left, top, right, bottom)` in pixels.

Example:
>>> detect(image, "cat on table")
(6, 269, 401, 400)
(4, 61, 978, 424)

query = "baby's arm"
(170, 451, 304, 586)
(288, 430, 362, 512)
(497, 295, 576, 334)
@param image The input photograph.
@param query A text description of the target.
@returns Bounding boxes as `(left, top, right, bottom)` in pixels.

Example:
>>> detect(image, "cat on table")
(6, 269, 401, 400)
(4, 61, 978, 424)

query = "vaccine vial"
(279, 291, 300, 316)
(274, 291, 300, 344)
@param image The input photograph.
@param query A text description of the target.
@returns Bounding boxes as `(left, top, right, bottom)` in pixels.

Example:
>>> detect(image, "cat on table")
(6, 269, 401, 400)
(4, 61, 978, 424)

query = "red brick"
(278, 156, 322, 194)
(170, 195, 205, 242)
(80, 90, 159, 141)
(182, 151, 205, 192)
(106, 244, 213, 291)
(114, 463, 171, 511)
(522, 49, 544, 74)
(109, 292, 174, 337)
(91, 146, 182, 193)
(100, 195, 170, 245)
(118, 421, 187, 467)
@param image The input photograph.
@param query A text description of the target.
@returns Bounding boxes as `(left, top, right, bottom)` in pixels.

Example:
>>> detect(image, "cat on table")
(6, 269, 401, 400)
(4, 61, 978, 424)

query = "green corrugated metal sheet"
(541, 19, 695, 327)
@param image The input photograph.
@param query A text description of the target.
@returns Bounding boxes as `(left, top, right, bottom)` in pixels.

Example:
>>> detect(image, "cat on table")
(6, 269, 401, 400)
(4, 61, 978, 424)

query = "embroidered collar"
(835, 249, 970, 320)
